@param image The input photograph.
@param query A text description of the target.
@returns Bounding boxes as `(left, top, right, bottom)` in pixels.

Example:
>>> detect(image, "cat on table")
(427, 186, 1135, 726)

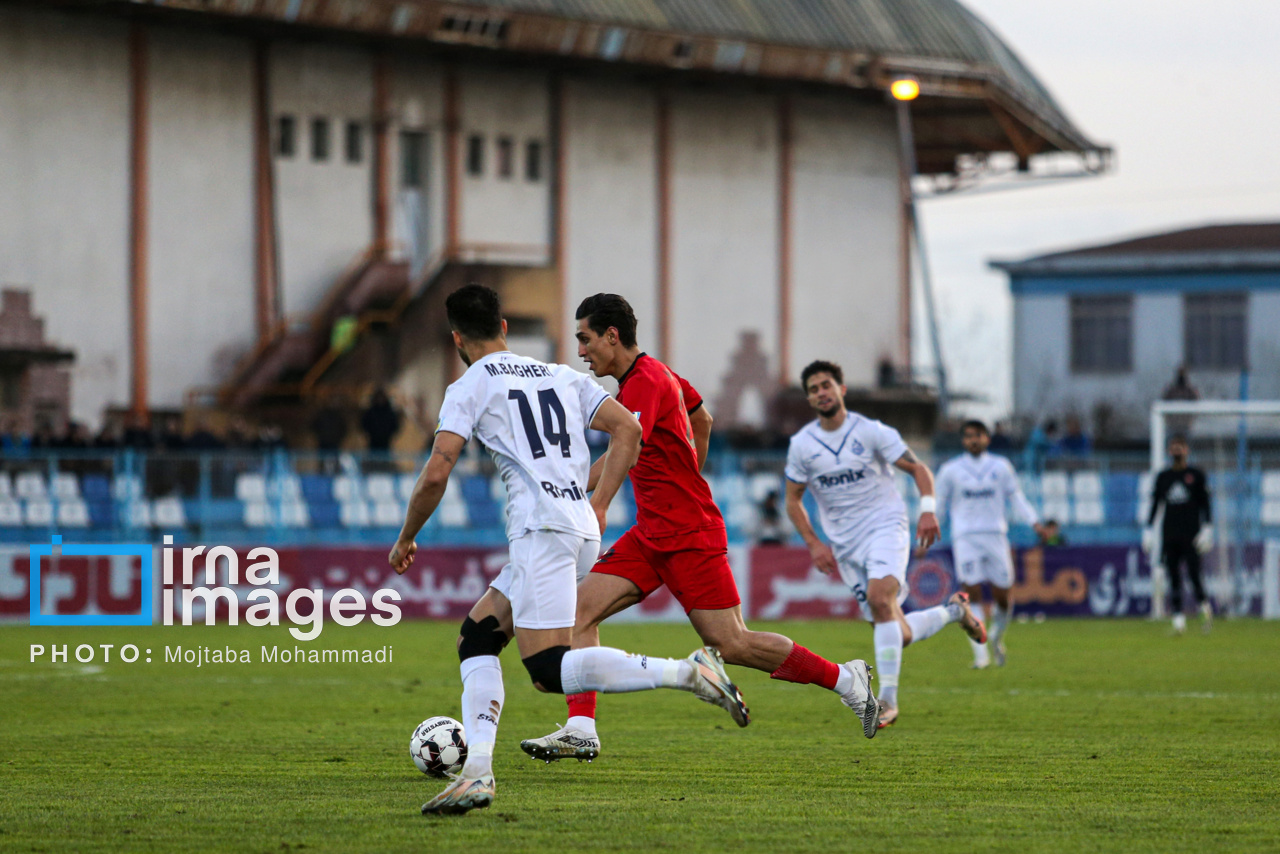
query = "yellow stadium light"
(890, 77, 920, 101)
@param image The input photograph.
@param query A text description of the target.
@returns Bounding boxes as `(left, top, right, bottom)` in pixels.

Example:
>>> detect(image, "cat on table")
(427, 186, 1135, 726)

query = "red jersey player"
(521, 293, 880, 763)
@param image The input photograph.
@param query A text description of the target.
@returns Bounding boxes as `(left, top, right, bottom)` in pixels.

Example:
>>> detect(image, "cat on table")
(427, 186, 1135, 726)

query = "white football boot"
(687, 646, 750, 727)
(838, 659, 880, 738)
(520, 724, 601, 763)
(421, 773, 496, 815)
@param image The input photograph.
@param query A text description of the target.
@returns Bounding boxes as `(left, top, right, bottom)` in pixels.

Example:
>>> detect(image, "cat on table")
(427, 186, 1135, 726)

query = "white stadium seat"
(153, 496, 187, 528)
(1040, 471, 1069, 500)
(24, 499, 53, 526)
(113, 474, 144, 501)
(1262, 501, 1280, 527)
(269, 475, 302, 502)
(1042, 499, 1070, 524)
(57, 500, 90, 527)
(748, 473, 781, 502)
(366, 474, 397, 502)
(235, 473, 267, 503)
(52, 473, 80, 501)
(605, 495, 629, 527)
(439, 502, 469, 527)
(243, 502, 270, 527)
(1071, 471, 1103, 500)
(371, 500, 403, 527)
(1261, 471, 1280, 499)
(0, 473, 12, 498)
(15, 472, 47, 501)
(1072, 499, 1105, 525)
(0, 499, 21, 525)
(333, 475, 362, 502)
(339, 500, 371, 528)
(280, 501, 309, 527)
(398, 474, 418, 502)
(123, 501, 152, 528)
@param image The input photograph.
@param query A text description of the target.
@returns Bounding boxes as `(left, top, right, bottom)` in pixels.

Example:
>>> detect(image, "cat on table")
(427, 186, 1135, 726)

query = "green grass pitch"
(3, 618, 1278, 852)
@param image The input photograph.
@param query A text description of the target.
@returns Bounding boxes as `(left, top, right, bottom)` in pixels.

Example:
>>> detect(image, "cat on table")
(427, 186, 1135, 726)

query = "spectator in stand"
(1057, 415, 1092, 457)
(757, 490, 785, 546)
(31, 422, 58, 449)
(1039, 519, 1065, 547)
(158, 415, 186, 451)
(59, 422, 91, 450)
(122, 413, 154, 449)
(312, 403, 348, 453)
(988, 420, 1013, 453)
(361, 387, 401, 453)
(1024, 419, 1056, 473)
(185, 417, 224, 451)
(1, 416, 30, 454)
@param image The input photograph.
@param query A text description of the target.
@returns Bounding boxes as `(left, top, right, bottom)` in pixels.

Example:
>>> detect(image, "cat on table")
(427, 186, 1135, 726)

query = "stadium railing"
(1, 447, 1277, 546)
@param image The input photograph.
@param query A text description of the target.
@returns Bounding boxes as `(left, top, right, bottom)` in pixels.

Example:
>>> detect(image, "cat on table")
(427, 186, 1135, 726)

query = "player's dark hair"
(1169, 433, 1189, 446)
(801, 360, 844, 391)
(445, 284, 503, 341)
(575, 293, 637, 347)
(961, 420, 989, 436)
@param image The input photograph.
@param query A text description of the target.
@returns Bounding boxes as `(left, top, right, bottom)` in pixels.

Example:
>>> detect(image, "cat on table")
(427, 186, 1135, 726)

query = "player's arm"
(785, 479, 837, 576)
(390, 430, 466, 574)
(689, 403, 712, 472)
(587, 398, 643, 535)
(1003, 463, 1044, 537)
(1146, 473, 1164, 527)
(893, 448, 940, 550)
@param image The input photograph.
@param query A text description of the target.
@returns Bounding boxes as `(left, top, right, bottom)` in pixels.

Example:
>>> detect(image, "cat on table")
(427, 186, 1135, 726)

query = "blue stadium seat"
(1105, 472, 1139, 525)
(87, 501, 114, 528)
(461, 476, 491, 504)
(300, 474, 333, 503)
(195, 499, 245, 528)
(82, 474, 111, 503)
(308, 500, 341, 528)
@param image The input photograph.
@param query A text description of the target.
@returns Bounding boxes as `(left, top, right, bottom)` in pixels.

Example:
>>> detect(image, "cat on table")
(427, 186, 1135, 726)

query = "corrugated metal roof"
(992, 224, 1280, 276)
(471, 0, 1077, 139)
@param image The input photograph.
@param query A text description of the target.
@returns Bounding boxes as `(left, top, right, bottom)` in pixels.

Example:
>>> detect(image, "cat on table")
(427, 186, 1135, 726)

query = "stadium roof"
(46, 0, 1110, 177)
(991, 223, 1280, 276)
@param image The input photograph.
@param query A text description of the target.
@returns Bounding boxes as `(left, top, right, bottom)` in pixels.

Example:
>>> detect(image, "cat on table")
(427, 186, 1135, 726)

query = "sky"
(914, 0, 1280, 423)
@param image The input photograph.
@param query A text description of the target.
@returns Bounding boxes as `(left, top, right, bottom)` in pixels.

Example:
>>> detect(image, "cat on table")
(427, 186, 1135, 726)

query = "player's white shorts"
(833, 524, 910, 622)
(489, 530, 599, 630)
(952, 532, 1015, 588)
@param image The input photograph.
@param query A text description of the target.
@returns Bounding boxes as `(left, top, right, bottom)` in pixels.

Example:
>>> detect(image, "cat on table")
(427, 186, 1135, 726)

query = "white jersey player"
(936, 420, 1044, 669)
(784, 360, 986, 729)
(389, 285, 749, 817)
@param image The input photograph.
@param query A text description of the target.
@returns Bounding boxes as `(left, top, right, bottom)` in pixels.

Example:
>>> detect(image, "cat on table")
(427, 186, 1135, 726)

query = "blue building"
(993, 224, 1280, 440)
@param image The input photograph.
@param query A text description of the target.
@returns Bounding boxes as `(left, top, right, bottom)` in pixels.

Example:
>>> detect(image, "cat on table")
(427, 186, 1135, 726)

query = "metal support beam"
(128, 23, 149, 422)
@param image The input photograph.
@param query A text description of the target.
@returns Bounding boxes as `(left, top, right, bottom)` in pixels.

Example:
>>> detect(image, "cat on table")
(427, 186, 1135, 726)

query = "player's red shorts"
(591, 524, 741, 613)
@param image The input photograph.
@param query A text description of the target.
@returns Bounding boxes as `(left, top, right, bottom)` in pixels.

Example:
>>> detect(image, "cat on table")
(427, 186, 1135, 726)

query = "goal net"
(1149, 400, 1280, 619)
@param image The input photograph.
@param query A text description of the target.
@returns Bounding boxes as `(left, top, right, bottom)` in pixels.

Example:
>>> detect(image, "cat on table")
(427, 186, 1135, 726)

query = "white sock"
(873, 621, 903, 709)
(903, 605, 952, 645)
(833, 666, 854, 695)
(566, 715, 597, 736)
(560, 647, 693, 696)
(969, 637, 989, 663)
(989, 605, 1009, 648)
(459, 655, 503, 778)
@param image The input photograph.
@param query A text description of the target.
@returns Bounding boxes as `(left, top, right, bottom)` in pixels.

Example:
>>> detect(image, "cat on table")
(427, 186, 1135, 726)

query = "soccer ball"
(410, 716, 467, 777)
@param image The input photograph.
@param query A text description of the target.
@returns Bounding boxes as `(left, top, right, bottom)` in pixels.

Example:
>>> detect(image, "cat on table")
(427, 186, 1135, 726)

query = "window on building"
(1070, 295, 1132, 373)
(496, 136, 514, 179)
(276, 115, 296, 158)
(345, 121, 363, 164)
(311, 117, 330, 162)
(1185, 293, 1247, 370)
(400, 130, 426, 188)
(525, 140, 543, 182)
(466, 134, 485, 176)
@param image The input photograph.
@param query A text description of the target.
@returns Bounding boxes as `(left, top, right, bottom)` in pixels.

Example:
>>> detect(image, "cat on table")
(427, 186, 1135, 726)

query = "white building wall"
(0, 6, 131, 426)
(791, 95, 901, 388)
(1248, 292, 1280, 400)
(271, 42, 373, 319)
(458, 68, 550, 262)
(562, 79, 658, 368)
(669, 90, 778, 409)
(146, 27, 256, 408)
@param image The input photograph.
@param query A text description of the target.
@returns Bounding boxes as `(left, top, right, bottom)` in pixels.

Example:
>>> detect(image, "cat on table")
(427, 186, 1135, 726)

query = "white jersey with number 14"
(436, 351, 610, 541)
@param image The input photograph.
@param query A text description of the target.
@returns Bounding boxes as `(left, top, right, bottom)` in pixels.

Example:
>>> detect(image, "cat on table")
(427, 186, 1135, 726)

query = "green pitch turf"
(3, 618, 1278, 853)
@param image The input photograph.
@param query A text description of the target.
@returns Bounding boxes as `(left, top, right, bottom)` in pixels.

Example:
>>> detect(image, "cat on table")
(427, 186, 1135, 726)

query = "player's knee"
(867, 598, 895, 623)
(521, 646, 569, 694)
(457, 615, 508, 662)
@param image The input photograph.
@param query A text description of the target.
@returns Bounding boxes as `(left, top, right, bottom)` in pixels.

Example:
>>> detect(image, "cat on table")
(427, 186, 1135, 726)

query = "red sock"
(566, 691, 597, 719)
(770, 644, 840, 690)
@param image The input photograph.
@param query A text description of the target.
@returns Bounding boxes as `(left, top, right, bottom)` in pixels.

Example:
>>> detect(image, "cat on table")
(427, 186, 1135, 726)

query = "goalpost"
(1149, 400, 1280, 619)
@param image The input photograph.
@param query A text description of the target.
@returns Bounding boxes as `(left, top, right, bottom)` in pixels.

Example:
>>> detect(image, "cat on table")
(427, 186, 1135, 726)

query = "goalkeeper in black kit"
(1144, 435, 1213, 634)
